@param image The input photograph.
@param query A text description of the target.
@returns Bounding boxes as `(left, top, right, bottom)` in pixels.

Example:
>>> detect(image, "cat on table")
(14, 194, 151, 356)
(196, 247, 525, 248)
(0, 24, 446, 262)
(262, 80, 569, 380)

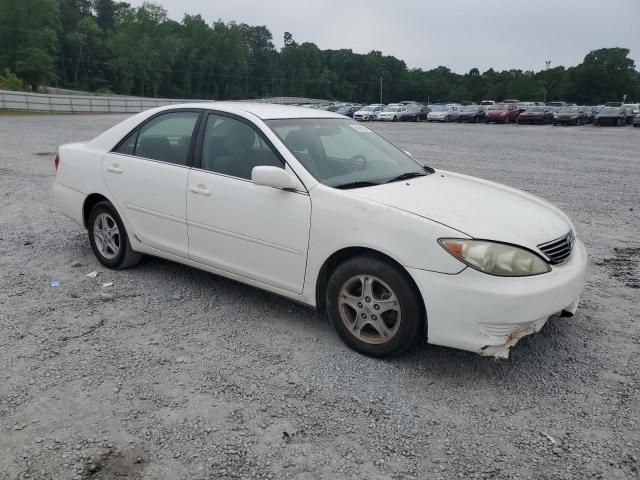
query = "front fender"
(301, 185, 467, 306)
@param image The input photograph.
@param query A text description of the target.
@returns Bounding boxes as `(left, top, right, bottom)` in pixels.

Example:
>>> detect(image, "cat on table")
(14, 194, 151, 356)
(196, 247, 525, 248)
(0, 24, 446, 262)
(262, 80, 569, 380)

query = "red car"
(485, 103, 519, 124)
(517, 106, 554, 125)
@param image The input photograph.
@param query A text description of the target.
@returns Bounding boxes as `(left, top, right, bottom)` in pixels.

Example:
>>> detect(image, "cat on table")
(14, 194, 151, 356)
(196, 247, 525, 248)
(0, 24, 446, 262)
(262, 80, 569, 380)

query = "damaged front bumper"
(407, 239, 588, 358)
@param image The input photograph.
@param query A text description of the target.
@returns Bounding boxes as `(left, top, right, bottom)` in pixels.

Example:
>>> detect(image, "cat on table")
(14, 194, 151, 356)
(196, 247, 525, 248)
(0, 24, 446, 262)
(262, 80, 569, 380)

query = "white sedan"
(376, 105, 408, 122)
(53, 103, 587, 358)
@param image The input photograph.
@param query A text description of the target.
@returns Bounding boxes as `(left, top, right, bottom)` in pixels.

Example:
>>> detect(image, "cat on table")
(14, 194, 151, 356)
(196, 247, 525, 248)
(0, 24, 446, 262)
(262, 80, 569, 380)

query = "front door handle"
(189, 185, 211, 196)
(106, 165, 122, 174)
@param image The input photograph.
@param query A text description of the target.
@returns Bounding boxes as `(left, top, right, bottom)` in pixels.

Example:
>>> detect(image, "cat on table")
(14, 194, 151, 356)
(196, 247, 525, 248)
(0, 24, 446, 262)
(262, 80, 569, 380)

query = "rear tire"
(326, 256, 424, 358)
(88, 201, 142, 270)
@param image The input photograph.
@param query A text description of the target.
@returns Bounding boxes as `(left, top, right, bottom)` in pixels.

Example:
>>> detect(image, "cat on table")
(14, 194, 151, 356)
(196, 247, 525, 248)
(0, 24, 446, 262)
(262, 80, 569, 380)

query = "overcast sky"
(128, 0, 640, 73)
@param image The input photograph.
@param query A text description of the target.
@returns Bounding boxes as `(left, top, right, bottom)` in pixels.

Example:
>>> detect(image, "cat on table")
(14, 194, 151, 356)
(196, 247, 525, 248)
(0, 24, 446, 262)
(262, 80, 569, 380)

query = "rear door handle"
(189, 185, 211, 196)
(107, 165, 122, 174)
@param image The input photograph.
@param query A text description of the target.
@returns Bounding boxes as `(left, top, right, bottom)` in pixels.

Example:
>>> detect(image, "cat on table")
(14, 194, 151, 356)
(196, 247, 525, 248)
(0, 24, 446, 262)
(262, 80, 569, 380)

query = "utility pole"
(379, 76, 383, 104)
(245, 62, 249, 99)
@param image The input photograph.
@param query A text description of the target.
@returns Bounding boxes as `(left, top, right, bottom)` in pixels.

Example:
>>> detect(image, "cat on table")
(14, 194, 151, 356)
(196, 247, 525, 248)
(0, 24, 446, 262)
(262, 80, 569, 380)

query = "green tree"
(571, 48, 637, 103)
(0, 0, 59, 88)
(0, 69, 23, 90)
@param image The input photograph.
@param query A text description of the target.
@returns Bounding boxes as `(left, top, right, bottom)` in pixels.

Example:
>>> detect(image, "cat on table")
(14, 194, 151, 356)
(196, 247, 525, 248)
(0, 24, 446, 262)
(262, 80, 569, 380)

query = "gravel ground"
(1, 115, 639, 480)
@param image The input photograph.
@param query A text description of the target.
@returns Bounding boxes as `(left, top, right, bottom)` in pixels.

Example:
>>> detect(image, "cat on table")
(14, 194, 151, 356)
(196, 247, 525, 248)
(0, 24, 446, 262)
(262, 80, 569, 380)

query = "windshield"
(430, 105, 446, 112)
(490, 104, 508, 110)
(360, 106, 374, 111)
(600, 107, 620, 114)
(462, 106, 479, 112)
(559, 107, 580, 113)
(527, 107, 545, 112)
(480, 101, 493, 105)
(267, 118, 428, 188)
(383, 106, 400, 112)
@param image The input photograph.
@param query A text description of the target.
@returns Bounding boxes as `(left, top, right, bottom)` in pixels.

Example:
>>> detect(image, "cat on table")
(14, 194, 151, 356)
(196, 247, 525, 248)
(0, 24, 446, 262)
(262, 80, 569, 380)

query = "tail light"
(54, 153, 60, 170)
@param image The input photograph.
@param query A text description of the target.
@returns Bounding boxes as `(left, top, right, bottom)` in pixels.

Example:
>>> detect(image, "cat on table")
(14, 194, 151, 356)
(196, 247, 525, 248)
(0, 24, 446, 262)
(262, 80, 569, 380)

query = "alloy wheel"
(93, 212, 120, 260)
(338, 275, 402, 345)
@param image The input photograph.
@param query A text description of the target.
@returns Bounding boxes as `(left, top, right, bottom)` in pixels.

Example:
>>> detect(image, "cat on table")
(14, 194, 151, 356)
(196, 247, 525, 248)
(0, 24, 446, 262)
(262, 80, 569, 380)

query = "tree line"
(1, 0, 639, 104)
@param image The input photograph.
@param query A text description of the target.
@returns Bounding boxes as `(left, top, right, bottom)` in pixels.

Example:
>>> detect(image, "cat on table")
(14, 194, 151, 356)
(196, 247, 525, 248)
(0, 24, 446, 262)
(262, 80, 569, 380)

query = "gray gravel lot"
(1, 114, 639, 480)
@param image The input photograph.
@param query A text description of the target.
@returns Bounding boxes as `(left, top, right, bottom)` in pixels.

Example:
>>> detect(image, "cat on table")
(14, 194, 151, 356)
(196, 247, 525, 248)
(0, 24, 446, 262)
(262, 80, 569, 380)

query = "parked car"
(546, 101, 568, 110)
(353, 105, 384, 121)
(485, 103, 519, 124)
(53, 103, 587, 358)
(377, 104, 408, 122)
(445, 105, 464, 122)
(402, 104, 430, 122)
(553, 106, 588, 126)
(581, 106, 595, 123)
(517, 106, 554, 125)
(456, 105, 486, 123)
(621, 104, 639, 125)
(502, 99, 520, 104)
(516, 102, 537, 113)
(594, 106, 626, 126)
(480, 100, 496, 107)
(336, 105, 359, 118)
(427, 104, 460, 122)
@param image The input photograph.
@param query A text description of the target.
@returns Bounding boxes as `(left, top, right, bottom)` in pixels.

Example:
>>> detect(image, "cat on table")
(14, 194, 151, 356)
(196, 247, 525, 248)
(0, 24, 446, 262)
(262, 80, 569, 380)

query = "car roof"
(165, 102, 345, 120)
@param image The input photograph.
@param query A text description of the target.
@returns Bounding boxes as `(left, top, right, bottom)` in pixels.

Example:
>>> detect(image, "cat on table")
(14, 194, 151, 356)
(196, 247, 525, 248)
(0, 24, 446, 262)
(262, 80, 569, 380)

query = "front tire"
(88, 201, 142, 269)
(326, 256, 424, 358)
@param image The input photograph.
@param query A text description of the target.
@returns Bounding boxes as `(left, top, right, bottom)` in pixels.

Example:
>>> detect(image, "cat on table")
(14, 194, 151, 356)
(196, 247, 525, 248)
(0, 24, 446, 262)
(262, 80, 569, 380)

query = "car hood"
(349, 170, 572, 249)
(487, 110, 508, 114)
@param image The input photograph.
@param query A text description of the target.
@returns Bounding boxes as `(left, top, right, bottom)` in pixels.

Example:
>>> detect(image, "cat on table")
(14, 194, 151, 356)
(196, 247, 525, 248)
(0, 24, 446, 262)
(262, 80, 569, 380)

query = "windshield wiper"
(333, 181, 380, 190)
(385, 171, 427, 183)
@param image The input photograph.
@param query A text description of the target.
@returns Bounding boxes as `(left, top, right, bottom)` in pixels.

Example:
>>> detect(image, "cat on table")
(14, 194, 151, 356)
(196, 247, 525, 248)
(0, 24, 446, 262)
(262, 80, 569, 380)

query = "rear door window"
(126, 111, 200, 166)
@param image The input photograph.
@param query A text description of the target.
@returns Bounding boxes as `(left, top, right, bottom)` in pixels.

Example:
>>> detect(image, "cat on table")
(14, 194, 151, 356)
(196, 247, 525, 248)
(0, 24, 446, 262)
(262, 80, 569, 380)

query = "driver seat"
(284, 130, 321, 178)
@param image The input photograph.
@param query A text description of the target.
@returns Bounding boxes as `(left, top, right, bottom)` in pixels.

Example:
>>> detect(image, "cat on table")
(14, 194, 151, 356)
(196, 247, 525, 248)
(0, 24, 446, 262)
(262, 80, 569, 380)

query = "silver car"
(354, 105, 384, 121)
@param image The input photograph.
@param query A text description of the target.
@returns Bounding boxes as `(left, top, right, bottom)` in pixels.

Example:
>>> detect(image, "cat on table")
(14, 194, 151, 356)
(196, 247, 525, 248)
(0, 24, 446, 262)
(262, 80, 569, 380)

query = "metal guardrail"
(0, 90, 332, 113)
(0, 90, 208, 113)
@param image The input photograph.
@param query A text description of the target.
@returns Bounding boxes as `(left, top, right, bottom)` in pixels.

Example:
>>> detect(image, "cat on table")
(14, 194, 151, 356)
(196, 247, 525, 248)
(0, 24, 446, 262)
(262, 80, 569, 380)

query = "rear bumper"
(53, 182, 87, 227)
(408, 239, 588, 357)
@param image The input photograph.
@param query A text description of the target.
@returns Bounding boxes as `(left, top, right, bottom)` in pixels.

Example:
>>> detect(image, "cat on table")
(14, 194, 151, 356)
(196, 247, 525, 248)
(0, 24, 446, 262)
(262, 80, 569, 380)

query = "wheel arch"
(314, 246, 426, 320)
(82, 193, 111, 229)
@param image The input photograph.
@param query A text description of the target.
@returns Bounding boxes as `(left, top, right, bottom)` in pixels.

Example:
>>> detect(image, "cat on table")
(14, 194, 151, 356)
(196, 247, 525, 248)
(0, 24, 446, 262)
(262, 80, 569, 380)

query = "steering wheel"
(350, 154, 368, 171)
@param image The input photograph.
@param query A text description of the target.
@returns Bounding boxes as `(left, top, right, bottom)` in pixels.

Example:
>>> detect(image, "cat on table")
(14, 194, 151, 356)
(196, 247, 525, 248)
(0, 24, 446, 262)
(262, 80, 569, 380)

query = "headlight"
(438, 239, 551, 276)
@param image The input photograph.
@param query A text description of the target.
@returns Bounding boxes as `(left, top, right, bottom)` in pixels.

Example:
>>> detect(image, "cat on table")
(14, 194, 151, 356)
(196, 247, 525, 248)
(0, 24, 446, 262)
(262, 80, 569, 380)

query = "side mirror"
(252, 166, 298, 190)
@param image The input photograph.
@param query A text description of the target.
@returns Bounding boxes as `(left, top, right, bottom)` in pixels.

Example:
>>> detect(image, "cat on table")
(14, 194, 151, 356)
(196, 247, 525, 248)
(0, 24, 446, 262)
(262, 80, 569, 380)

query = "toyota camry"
(53, 103, 587, 358)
